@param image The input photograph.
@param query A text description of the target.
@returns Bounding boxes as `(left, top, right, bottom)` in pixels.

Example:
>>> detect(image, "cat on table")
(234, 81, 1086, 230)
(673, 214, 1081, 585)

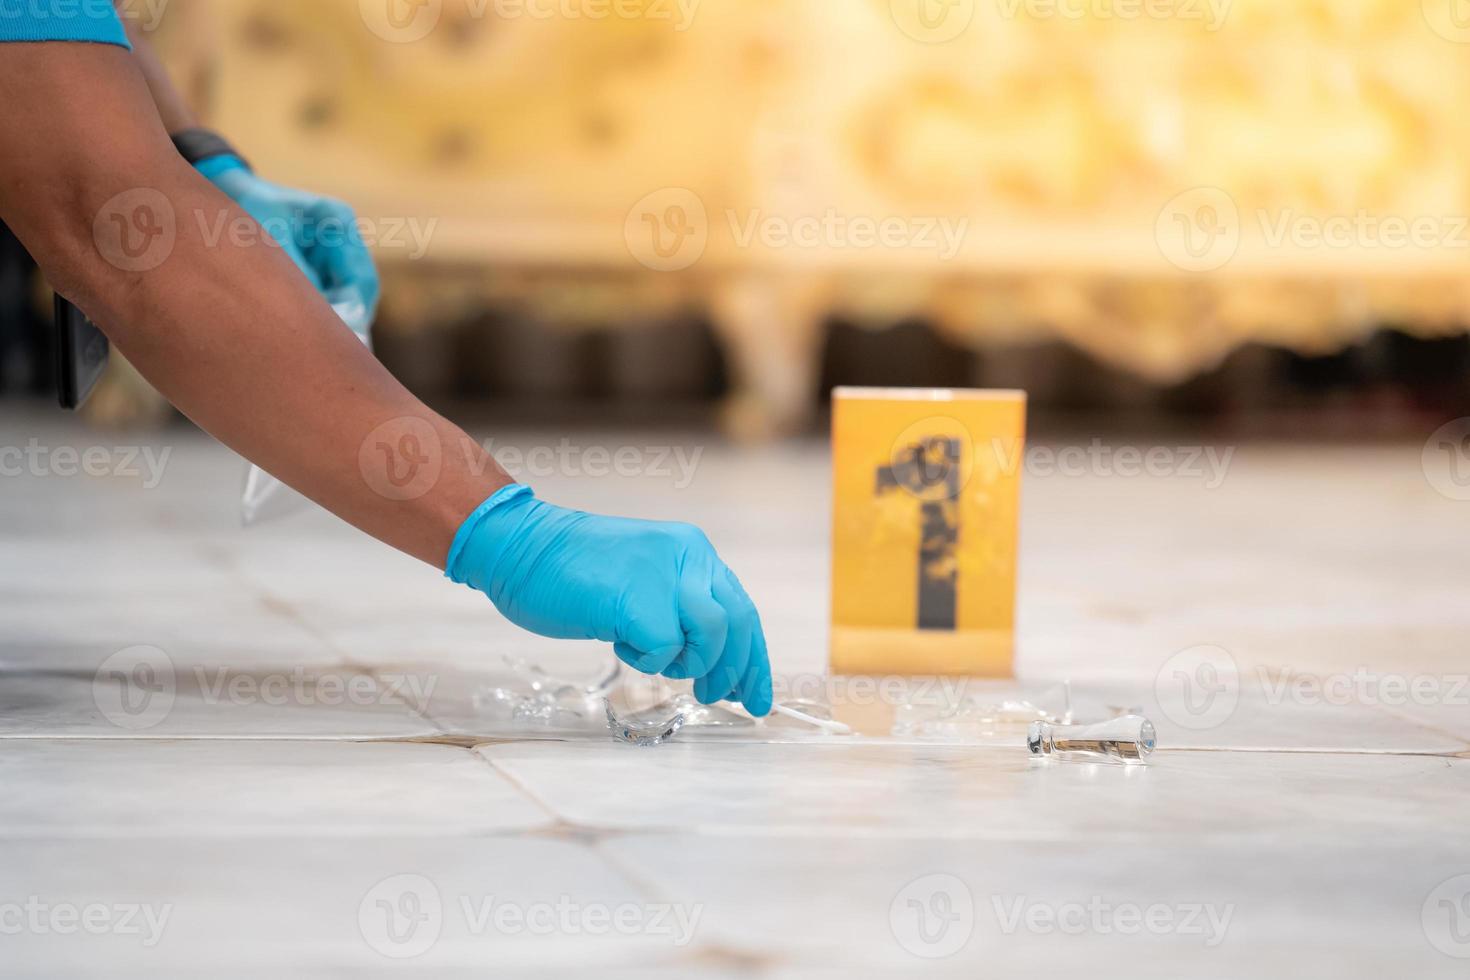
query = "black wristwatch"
(170, 127, 250, 171)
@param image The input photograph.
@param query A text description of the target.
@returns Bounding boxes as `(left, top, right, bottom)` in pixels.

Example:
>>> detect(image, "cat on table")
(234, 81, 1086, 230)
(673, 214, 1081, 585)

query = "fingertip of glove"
(742, 683, 773, 718)
(693, 671, 736, 706)
(744, 699, 773, 718)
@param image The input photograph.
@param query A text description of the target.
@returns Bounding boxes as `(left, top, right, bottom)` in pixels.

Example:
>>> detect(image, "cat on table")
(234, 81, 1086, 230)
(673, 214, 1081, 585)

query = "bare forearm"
(0, 44, 510, 566)
(96, 174, 510, 565)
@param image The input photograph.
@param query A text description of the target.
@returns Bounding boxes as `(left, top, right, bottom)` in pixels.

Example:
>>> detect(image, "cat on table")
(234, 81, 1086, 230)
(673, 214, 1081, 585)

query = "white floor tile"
(6, 418, 1470, 976)
(0, 740, 551, 837)
(603, 834, 1469, 978)
(481, 741, 1470, 844)
(1080, 678, 1467, 753)
(0, 659, 436, 739)
(0, 837, 687, 975)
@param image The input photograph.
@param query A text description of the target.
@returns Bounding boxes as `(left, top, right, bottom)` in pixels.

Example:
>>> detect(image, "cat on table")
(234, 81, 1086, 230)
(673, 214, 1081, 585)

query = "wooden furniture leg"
(709, 275, 830, 440)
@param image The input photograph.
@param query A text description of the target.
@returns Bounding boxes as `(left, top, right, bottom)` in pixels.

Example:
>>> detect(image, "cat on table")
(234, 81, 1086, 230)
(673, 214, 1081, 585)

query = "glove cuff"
(193, 153, 252, 183)
(445, 483, 535, 586)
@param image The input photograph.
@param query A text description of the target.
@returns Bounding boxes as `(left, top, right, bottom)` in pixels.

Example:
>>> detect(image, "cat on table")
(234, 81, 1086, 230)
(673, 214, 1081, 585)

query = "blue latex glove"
(447, 484, 774, 717)
(195, 154, 381, 319)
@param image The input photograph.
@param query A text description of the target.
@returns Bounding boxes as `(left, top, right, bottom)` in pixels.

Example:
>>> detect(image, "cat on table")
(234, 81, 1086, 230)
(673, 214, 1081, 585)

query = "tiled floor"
(3, 408, 1469, 978)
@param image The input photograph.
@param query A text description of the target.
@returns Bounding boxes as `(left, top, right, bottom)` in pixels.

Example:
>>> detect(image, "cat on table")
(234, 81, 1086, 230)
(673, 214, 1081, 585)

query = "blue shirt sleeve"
(0, 0, 131, 48)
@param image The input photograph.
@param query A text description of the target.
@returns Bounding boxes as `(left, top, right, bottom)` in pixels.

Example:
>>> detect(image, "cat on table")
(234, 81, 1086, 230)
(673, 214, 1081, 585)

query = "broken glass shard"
(1027, 714, 1157, 765)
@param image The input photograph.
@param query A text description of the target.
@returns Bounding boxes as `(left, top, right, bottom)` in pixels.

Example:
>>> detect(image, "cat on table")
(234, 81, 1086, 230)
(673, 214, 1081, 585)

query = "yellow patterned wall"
(164, 0, 1470, 431)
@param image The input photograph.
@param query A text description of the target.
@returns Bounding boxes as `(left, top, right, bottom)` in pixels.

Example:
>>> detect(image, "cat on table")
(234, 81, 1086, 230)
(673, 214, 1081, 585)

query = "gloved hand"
(447, 484, 773, 717)
(195, 154, 381, 319)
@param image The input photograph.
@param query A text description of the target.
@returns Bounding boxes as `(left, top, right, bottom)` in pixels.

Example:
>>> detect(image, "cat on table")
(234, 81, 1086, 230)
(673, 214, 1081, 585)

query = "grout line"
(1366, 702, 1470, 753)
(0, 734, 440, 743)
(590, 834, 686, 900)
(1259, 663, 1470, 754)
(463, 742, 565, 824)
(191, 542, 454, 735)
(1152, 745, 1468, 757)
(193, 541, 367, 670)
(0, 731, 1466, 761)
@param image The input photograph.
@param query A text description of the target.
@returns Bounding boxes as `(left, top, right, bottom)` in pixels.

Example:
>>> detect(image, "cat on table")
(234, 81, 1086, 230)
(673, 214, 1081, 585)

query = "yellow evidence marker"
(830, 387, 1026, 677)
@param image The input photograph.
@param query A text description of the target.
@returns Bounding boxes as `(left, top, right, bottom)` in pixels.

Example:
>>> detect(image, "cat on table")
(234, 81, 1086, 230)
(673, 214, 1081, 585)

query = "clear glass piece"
(1027, 714, 1157, 765)
(504, 653, 622, 698)
(680, 699, 758, 729)
(893, 681, 1072, 738)
(604, 697, 690, 746)
(471, 654, 623, 731)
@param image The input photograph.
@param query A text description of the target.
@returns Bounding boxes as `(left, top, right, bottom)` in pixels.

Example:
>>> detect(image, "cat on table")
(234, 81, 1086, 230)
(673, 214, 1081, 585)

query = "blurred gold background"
(114, 0, 1470, 433)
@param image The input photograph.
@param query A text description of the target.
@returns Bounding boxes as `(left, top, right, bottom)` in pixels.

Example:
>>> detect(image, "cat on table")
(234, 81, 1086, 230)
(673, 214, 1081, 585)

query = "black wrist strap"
(170, 128, 250, 170)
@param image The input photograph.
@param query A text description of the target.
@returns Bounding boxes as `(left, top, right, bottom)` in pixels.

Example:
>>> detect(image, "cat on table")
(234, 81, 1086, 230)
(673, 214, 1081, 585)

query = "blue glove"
(195, 154, 381, 319)
(447, 484, 773, 717)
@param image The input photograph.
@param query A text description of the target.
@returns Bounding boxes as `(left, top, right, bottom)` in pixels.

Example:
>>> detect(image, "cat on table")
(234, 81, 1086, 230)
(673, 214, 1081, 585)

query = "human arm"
(0, 40, 772, 713)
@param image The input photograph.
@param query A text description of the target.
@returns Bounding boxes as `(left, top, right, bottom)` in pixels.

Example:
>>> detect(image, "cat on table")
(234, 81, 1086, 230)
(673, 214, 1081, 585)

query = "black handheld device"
(54, 295, 109, 410)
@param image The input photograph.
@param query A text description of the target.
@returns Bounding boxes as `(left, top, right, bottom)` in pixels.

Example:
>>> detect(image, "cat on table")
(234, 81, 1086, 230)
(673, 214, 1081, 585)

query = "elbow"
(6, 152, 199, 328)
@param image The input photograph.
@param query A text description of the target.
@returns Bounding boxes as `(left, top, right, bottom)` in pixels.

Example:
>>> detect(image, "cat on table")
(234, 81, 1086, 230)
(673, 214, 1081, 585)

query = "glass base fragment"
(1028, 714, 1157, 765)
